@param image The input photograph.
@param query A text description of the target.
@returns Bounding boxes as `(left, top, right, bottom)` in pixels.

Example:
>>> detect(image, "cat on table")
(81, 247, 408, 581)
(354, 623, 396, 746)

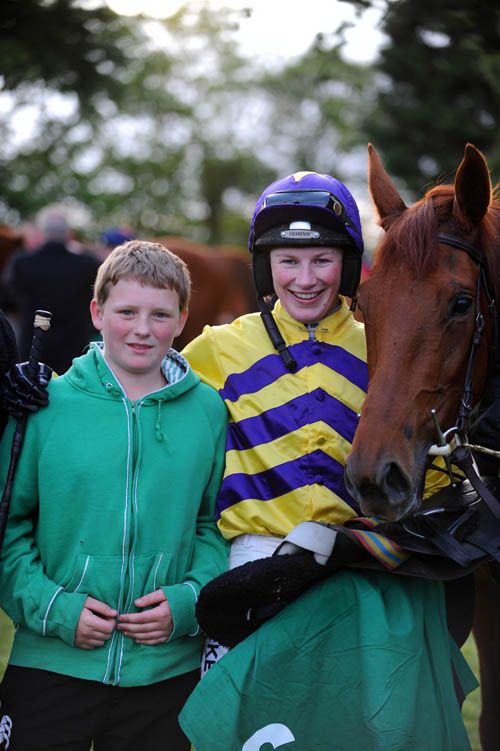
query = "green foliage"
(5, 1, 496, 243)
(365, 0, 500, 194)
(0, 2, 277, 243)
(200, 150, 275, 244)
(0, 1, 379, 243)
(0, 0, 134, 115)
(0, 2, 374, 242)
(256, 34, 374, 177)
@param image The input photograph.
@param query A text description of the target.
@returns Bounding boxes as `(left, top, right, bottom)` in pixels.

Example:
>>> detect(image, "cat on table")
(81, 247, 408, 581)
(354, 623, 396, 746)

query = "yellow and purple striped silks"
(183, 300, 369, 540)
(184, 298, 452, 567)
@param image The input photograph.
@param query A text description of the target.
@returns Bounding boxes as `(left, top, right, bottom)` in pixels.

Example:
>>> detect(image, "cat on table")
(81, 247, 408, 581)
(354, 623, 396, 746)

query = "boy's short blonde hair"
(94, 240, 191, 309)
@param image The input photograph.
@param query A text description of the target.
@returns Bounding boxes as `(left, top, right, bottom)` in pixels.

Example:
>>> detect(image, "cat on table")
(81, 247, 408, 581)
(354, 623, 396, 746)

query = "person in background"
(7, 204, 100, 373)
(95, 226, 136, 261)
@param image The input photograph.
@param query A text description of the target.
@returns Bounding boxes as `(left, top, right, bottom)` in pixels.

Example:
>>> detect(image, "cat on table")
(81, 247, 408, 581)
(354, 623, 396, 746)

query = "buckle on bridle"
(428, 408, 460, 456)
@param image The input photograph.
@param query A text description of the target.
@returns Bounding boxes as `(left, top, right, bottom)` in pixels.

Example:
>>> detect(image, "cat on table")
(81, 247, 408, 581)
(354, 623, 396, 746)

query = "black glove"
(196, 533, 367, 648)
(2, 361, 53, 419)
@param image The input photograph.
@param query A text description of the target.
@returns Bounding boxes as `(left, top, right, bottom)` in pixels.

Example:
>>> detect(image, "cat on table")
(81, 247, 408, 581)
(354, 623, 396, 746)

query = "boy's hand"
(75, 596, 117, 650)
(117, 589, 173, 644)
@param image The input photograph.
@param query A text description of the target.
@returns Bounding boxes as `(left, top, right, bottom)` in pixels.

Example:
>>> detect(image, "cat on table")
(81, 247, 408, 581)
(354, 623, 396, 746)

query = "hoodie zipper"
(116, 400, 147, 684)
(103, 398, 138, 685)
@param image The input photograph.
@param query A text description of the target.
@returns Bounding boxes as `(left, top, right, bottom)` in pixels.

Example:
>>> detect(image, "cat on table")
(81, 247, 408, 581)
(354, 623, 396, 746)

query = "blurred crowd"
(0, 204, 370, 375)
(0, 205, 136, 374)
(0, 204, 262, 375)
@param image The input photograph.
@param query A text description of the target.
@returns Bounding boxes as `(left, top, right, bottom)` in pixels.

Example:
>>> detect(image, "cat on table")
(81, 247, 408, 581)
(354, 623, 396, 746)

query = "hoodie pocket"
(128, 552, 172, 606)
(63, 553, 129, 609)
(62, 551, 172, 612)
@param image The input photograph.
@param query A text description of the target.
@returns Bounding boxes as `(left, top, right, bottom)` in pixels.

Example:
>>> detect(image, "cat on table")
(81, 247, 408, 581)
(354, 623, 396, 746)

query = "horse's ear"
(454, 143, 491, 229)
(368, 143, 407, 225)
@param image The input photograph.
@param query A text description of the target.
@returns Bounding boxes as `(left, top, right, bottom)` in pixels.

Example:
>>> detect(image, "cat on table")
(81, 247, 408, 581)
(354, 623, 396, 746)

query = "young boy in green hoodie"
(0, 240, 228, 751)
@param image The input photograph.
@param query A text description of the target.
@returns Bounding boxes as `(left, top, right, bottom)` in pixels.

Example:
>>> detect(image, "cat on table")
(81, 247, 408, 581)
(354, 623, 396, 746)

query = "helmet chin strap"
(257, 297, 297, 371)
(258, 296, 343, 371)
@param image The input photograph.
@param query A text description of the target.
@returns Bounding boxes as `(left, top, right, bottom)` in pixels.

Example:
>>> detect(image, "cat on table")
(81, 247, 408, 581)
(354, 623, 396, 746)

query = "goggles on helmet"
(261, 190, 361, 238)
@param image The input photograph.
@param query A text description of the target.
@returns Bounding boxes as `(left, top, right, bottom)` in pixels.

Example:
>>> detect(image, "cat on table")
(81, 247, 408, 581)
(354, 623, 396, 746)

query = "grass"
(0, 610, 482, 748)
(0, 610, 13, 672)
(462, 635, 481, 751)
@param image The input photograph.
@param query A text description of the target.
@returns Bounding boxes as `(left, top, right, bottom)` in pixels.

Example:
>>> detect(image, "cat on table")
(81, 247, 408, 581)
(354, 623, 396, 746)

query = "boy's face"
(270, 245, 343, 323)
(90, 278, 188, 382)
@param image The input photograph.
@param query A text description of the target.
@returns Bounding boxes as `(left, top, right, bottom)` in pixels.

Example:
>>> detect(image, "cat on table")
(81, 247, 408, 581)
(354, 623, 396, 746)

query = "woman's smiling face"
(270, 246, 343, 323)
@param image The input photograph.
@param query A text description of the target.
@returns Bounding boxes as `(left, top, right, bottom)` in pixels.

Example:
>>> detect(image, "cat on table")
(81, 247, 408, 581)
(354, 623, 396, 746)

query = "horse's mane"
(373, 183, 500, 299)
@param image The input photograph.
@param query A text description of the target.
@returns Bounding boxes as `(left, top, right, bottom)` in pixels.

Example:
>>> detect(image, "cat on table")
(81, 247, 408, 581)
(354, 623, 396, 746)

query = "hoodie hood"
(64, 343, 199, 404)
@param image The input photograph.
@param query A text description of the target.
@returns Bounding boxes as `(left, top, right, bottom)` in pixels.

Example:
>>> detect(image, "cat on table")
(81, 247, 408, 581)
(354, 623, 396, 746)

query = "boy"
(0, 240, 228, 750)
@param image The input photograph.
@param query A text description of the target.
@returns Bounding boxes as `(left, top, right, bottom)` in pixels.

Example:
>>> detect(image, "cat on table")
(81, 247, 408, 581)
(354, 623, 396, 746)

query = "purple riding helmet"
(249, 171, 364, 299)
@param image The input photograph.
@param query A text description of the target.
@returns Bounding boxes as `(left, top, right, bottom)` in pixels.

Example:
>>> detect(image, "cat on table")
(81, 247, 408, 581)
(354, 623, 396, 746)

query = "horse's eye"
(450, 295, 473, 317)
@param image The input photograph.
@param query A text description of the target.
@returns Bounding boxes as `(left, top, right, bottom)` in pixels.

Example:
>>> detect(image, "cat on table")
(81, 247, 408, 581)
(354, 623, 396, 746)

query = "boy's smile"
(90, 278, 188, 396)
(270, 246, 343, 323)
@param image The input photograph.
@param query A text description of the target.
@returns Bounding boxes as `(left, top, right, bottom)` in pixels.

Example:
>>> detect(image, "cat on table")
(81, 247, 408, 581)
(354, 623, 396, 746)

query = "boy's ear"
(175, 307, 189, 338)
(90, 299, 103, 331)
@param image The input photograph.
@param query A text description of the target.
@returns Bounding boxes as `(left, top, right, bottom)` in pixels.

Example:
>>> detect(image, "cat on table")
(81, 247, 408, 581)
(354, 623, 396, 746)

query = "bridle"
(436, 233, 498, 432)
(399, 230, 500, 565)
(424, 231, 500, 524)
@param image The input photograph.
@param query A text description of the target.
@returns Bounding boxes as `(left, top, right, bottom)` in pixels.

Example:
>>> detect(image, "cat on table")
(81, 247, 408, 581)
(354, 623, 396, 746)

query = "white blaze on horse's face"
(344, 143, 494, 522)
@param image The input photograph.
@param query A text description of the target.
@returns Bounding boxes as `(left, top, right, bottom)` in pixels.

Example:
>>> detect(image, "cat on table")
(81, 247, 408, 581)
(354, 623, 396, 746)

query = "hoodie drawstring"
(156, 401, 165, 442)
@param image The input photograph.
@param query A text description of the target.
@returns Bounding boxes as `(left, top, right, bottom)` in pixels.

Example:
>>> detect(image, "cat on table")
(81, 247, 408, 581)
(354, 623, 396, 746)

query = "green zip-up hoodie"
(0, 344, 228, 687)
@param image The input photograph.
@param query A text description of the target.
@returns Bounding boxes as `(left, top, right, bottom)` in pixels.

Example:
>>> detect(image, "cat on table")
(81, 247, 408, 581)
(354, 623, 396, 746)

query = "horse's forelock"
(373, 190, 445, 276)
(373, 184, 500, 292)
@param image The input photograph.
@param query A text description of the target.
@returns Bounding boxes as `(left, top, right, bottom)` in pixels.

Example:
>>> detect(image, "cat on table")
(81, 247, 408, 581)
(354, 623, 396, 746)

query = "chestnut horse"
(345, 144, 500, 750)
(0, 225, 25, 313)
(153, 237, 257, 349)
(0, 225, 24, 274)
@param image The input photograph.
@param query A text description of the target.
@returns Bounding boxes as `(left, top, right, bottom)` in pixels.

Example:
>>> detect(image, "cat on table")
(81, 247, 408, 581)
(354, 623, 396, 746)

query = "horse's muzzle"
(345, 454, 419, 522)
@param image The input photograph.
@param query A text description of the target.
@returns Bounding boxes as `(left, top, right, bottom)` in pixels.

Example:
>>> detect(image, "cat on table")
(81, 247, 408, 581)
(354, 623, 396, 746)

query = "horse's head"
(345, 144, 500, 521)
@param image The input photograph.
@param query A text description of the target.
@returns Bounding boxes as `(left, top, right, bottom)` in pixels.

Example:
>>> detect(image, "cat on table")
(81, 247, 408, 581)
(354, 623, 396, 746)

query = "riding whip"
(0, 309, 52, 553)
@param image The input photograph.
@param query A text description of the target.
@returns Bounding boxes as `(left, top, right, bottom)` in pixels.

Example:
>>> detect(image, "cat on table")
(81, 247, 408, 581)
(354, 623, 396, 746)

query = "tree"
(356, 0, 500, 194)
(0, 2, 374, 246)
(255, 31, 374, 186)
(0, 2, 276, 242)
(0, 0, 133, 113)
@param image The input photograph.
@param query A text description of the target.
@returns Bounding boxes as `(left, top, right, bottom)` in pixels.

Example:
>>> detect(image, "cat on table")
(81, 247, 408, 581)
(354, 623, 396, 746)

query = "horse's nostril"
(380, 461, 411, 499)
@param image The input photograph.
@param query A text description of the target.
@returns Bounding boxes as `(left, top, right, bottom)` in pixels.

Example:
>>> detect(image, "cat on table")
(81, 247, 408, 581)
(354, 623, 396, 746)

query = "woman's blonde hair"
(94, 240, 191, 309)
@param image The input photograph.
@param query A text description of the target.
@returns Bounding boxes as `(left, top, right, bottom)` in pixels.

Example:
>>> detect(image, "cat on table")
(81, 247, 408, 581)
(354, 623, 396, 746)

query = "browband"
(437, 233, 482, 265)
